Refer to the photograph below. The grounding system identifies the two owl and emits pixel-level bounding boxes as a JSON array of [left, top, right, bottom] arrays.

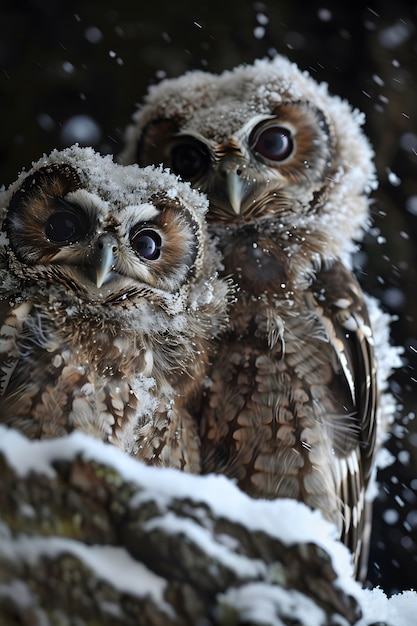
[[0, 56, 400, 577], [119, 55, 400, 576]]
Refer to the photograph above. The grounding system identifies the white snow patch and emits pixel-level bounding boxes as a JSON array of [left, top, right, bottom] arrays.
[[145, 512, 267, 578], [220, 583, 326, 626], [165, 186, 178, 199], [1, 429, 417, 622], [0, 426, 352, 580], [0, 579, 38, 610], [1, 533, 174, 617], [0, 427, 59, 478], [356, 587, 417, 626]]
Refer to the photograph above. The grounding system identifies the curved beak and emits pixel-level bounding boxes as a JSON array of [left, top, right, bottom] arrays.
[[91, 234, 118, 288], [226, 171, 254, 215]]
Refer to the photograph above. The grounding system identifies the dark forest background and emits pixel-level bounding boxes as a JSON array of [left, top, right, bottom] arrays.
[[1, 0, 417, 594]]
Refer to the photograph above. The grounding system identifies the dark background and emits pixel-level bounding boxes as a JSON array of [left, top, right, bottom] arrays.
[[1, 0, 417, 594]]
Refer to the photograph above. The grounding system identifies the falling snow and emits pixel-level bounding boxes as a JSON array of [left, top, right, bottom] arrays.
[[2, 0, 417, 611], [60, 114, 102, 145], [253, 26, 266, 39], [317, 8, 333, 22], [386, 168, 401, 186], [84, 26, 103, 44], [406, 196, 417, 216], [378, 20, 414, 49]]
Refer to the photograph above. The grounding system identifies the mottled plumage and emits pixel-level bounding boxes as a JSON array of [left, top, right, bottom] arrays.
[[120, 56, 400, 577], [0, 146, 229, 472]]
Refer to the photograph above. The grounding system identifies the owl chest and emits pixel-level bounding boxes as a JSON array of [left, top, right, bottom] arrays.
[[216, 300, 335, 399], [217, 226, 300, 297], [0, 305, 153, 442], [201, 300, 341, 513]]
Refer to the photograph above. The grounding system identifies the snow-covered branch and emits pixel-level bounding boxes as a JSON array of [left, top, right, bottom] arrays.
[[0, 426, 415, 625]]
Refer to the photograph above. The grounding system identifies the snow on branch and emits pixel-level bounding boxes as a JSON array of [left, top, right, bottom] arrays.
[[0, 426, 415, 625]]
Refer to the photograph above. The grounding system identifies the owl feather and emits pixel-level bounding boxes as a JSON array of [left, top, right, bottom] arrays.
[[0, 145, 230, 473], [120, 55, 402, 579]]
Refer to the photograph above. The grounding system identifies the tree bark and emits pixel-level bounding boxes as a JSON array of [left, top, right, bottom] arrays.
[[0, 427, 388, 626]]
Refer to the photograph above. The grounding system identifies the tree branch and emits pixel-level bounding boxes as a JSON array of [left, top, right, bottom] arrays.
[[0, 426, 405, 625]]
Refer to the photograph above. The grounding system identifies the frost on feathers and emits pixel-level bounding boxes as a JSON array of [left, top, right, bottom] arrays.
[[0, 145, 230, 473], [121, 55, 377, 265], [119, 55, 403, 579]]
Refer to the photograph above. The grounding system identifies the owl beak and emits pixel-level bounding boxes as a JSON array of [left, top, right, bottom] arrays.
[[226, 172, 246, 215], [92, 235, 118, 288]]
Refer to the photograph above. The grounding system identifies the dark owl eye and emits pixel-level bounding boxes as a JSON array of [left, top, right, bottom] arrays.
[[252, 126, 294, 162], [170, 141, 211, 180], [131, 228, 162, 260], [45, 200, 90, 244]]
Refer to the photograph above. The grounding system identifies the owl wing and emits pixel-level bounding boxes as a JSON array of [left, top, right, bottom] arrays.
[[310, 260, 378, 575]]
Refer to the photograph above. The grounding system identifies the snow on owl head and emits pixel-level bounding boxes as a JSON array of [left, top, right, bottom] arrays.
[[120, 54, 377, 268], [119, 56, 401, 581], [0, 145, 230, 472]]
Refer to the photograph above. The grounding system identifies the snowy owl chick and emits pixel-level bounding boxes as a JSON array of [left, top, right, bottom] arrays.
[[0, 145, 230, 473], [120, 55, 402, 577]]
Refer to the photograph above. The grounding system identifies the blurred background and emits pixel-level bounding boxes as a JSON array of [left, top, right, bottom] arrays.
[[1, 0, 416, 594]]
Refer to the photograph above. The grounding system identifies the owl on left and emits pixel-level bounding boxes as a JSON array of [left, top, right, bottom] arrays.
[[0, 145, 229, 472]]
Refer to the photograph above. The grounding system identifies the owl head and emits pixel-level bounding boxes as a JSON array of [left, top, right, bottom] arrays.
[[120, 55, 377, 265], [0, 146, 228, 343]]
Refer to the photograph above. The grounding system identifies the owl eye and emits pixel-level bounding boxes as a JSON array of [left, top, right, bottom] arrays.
[[131, 228, 162, 260], [170, 140, 211, 180], [251, 125, 294, 162], [45, 201, 90, 244]]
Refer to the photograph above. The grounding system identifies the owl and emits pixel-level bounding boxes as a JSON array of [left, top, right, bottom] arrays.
[[0, 145, 230, 473], [120, 55, 401, 577]]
